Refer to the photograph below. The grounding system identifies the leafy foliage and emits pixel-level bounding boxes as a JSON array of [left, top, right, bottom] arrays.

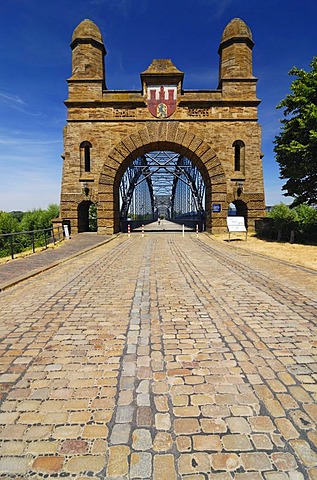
[[266, 203, 317, 242], [293, 203, 317, 235], [267, 203, 297, 240], [0, 211, 19, 234], [0, 204, 60, 257], [19, 204, 59, 232], [88, 204, 97, 232], [10, 211, 24, 222], [274, 57, 317, 206]]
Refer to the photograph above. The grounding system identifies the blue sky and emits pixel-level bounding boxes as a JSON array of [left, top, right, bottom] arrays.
[[1, 0, 317, 212]]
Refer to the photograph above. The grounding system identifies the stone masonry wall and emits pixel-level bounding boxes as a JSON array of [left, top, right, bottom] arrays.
[[60, 18, 265, 234]]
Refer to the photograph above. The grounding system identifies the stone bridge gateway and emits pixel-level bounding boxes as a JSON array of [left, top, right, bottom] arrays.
[[60, 18, 265, 234]]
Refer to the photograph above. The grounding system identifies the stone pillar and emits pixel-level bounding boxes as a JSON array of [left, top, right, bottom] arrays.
[[68, 19, 106, 100], [218, 17, 254, 83]]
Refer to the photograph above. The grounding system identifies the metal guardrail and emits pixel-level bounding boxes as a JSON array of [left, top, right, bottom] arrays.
[[0, 226, 64, 260]]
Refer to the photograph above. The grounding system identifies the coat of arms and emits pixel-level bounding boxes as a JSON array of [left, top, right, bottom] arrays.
[[147, 85, 177, 118]]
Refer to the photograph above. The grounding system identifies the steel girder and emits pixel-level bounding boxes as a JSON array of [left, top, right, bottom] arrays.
[[119, 152, 205, 220], [171, 156, 205, 220], [120, 156, 155, 220]]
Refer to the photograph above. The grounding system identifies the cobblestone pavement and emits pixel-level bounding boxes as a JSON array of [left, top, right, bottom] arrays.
[[0, 233, 112, 291], [0, 233, 316, 479]]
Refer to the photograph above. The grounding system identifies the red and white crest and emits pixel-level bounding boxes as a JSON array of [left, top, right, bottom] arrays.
[[147, 85, 177, 118]]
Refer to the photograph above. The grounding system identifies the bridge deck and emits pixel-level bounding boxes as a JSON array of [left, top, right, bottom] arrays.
[[0, 233, 316, 478], [133, 220, 194, 232]]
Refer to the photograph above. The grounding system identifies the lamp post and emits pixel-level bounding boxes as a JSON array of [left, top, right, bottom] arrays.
[[83, 182, 90, 196], [236, 180, 244, 197]]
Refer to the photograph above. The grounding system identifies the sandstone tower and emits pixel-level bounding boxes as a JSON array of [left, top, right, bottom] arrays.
[[60, 18, 265, 234]]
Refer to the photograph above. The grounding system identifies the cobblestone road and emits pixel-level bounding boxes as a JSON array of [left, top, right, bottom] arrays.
[[0, 233, 316, 479]]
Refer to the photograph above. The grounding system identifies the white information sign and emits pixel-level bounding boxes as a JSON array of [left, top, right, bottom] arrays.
[[63, 225, 70, 240], [226, 216, 247, 241]]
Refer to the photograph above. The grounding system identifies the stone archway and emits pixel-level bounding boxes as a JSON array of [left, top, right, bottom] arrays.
[[97, 123, 226, 234], [59, 18, 266, 235]]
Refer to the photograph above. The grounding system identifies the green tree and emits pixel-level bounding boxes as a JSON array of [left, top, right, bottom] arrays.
[[88, 204, 97, 231], [19, 210, 46, 231], [19, 204, 59, 232], [0, 205, 60, 258], [10, 211, 24, 222], [274, 57, 317, 206], [0, 212, 19, 257], [293, 203, 317, 235], [268, 203, 298, 241], [46, 203, 59, 220], [0, 211, 19, 234]]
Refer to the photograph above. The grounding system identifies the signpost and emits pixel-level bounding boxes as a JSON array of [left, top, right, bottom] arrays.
[[63, 224, 70, 240], [212, 204, 222, 212], [226, 216, 247, 242]]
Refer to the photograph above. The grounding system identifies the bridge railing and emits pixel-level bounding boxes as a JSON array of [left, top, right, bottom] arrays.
[[0, 226, 64, 260]]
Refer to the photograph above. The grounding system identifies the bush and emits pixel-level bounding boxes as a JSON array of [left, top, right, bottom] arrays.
[[0, 212, 19, 257], [88, 204, 97, 232], [0, 211, 19, 234], [293, 204, 317, 235], [0, 204, 60, 258], [267, 203, 298, 241], [261, 203, 317, 243], [19, 204, 59, 232]]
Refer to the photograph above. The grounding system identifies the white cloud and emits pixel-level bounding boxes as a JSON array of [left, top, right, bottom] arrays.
[[0, 92, 25, 105], [0, 90, 42, 116], [198, 0, 234, 19], [0, 127, 61, 142]]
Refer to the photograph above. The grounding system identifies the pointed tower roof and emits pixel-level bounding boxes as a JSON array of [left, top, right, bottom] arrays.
[[220, 18, 254, 50], [141, 59, 184, 88], [141, 59, 183, 75], [71, 19, 105, 50]]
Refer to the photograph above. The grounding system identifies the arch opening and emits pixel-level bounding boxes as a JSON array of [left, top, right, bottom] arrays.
[[78, 200, 98, 232], [118, 150, 206, 232], [231, 199, 248, 228], [233, 140, 245, 174], [97, 130, 230, 235], [80, 141, 92, 173]]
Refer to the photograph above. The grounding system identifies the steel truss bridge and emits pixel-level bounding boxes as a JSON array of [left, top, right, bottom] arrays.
[[119, 151, 205, 223]]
